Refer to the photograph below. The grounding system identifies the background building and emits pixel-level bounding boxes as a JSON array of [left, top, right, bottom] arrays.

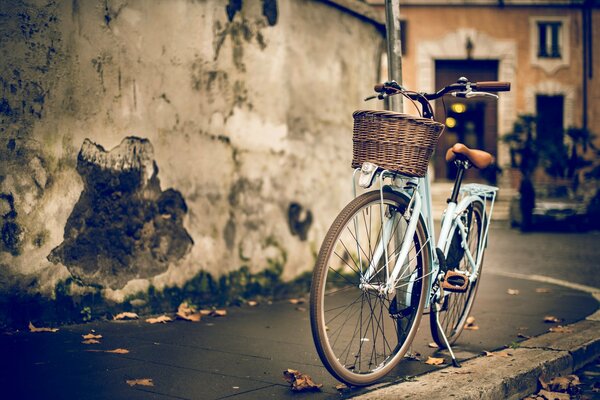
[[369, 0, 599, 188]]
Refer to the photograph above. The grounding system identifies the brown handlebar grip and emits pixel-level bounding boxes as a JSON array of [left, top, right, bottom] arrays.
[[374, 83, 386, 93], [474, 81, 511, 92]]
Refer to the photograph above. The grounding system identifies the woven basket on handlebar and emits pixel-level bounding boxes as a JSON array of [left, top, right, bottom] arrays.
[[352, 110, 445, 177]]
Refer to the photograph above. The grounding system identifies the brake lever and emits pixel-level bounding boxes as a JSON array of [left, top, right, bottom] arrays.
[[453, 91, 498, 99], [364, 93, 387, 101]]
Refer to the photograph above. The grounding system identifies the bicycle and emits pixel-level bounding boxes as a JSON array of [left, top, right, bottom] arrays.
[[309, 77, 511, 386]]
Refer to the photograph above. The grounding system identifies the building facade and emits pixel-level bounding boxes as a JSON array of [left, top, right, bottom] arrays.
[[369, 0, 599, 186]]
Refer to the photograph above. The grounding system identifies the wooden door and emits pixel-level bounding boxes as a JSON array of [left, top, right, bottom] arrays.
[[434, 60, 499, 183]]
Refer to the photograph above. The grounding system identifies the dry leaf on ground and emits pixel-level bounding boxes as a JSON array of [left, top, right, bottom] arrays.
[[86, 348, 130, 354], [538, 389, 569, 400], [540, 374, 581, 392], [81, 339, 101, 344], [428, 342, 439, 348], [507, 288, 520, 295], [210, 309, 227, 317], [288, 298, 305, 305], [247, 300, 258, 307], [544, 315, 560, 323], [295, 306, 306, 312], [464, 316, 479, 331], [113, 312, 139, 320], [483, 350, 512, 357], [105, 348, 130, 354], [199, 309, 213, 316], [176, 302, 202, 322], [283, 369, 322, 392], [335, 384, 348, 391], [28, 322, 58, 333], [518, 333, 532, 339], [82, 333, 102, 340], [126, 378, 154, 387], [146, 315, 172, 324], [535, 288, 551, 294], [424, 356, 445, 365], [404, 352, 421, 361], [549, 325, 573, 333]]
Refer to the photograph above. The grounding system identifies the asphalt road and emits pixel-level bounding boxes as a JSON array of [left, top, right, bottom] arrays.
[[1, 225, 598, 399]]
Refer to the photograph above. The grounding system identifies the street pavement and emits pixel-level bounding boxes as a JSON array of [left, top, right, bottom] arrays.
[[1, 225, 598, 399]]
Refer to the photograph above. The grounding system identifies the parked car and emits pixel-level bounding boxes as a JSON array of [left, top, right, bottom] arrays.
[[509, 185, 590, 230]]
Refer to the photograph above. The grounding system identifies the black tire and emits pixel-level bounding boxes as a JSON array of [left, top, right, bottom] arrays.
[[430, 201, 486, 347], [310, 189, 430, 386]]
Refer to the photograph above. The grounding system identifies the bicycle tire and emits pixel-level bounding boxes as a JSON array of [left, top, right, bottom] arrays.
[[310, 189, 430, 386], [430, 200, 486, 347]]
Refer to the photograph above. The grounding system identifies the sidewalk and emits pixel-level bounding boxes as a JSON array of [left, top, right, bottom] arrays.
[[1, 273, 598, 399]]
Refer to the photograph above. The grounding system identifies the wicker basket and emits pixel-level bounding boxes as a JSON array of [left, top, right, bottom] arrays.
[[352, 110, 445, 177]]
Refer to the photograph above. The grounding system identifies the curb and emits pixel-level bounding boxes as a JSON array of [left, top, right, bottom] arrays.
[[351, 318, 600, 400]]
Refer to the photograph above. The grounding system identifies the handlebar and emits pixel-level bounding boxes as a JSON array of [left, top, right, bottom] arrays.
[[372, 79, 510, 101], [369, 77, 510, 119]]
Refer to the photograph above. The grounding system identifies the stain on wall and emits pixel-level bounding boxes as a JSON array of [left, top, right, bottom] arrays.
[[287, 202, 313, 241], [262, 0, 278, 26], [48, 137, 193, 288]]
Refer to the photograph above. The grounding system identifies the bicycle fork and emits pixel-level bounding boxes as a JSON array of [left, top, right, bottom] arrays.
[[360, 187, 422, 297]]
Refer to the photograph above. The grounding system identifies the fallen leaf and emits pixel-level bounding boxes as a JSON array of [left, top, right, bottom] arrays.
[[81, 339, 100, 344], [483, 350, 511, 357], [507, 288, 520, 295], [544, 315, 560, 323], [428, 342, 439, 348], [404, 352, 421, 361], [126, 378, 154, 387], [295, 306, 306, 312], [199, 309, 213, 316], [464, 316, 479, 331], [210, 309, 227, 317], [283, 369, 322, 392], [549, 325, 572, 333], [538, 389, 569, 400], [113, 312, 139, 320], [176, 302, 202, 322], [105, 348, 130, 354], [82, 333, 102, 340], [424, 356, 444, 365], [146, 315, 172, 324], [535, 288, 551, 294], [86, 348, 130, 354], [518, 333, 532, 339], [28, 322, 58, 333], [247, 300, 258, 307], [335, 384, 348, 391], [288, 298, 305, 305]]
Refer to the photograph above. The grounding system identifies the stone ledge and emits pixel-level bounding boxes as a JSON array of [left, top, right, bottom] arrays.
[[351, 319, 600, 400]]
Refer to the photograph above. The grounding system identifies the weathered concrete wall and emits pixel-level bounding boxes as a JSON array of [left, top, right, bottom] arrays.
[[0, 0, 384, 324]]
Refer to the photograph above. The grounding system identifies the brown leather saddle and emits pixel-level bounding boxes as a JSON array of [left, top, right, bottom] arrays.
[[445, 143, 494, 169]]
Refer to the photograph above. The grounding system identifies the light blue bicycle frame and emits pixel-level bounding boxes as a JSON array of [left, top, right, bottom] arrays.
[[354, 168, 497, 309]]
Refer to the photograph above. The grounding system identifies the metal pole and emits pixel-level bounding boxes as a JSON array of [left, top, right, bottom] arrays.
[[385, 0, 403, 112]]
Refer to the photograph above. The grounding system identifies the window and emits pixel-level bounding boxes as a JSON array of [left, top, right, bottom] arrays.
[[529, 16, 570, 74], [536, 94, 564, 145], [538, 22, 562, 59]]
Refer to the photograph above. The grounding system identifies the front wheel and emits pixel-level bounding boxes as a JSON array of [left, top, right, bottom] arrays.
[[310, 189, 430, 386], [430, 201, 486, 347]]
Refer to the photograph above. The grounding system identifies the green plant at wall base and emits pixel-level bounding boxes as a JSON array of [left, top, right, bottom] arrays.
[[80, 306, 92, 322]]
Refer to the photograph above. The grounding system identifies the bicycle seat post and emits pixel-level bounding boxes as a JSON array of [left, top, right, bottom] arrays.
[[447, 159, 470, 204]]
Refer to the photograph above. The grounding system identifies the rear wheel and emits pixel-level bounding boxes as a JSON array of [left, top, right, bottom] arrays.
[[310, 189, 430, 386], [430, 201, 486, 347]]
